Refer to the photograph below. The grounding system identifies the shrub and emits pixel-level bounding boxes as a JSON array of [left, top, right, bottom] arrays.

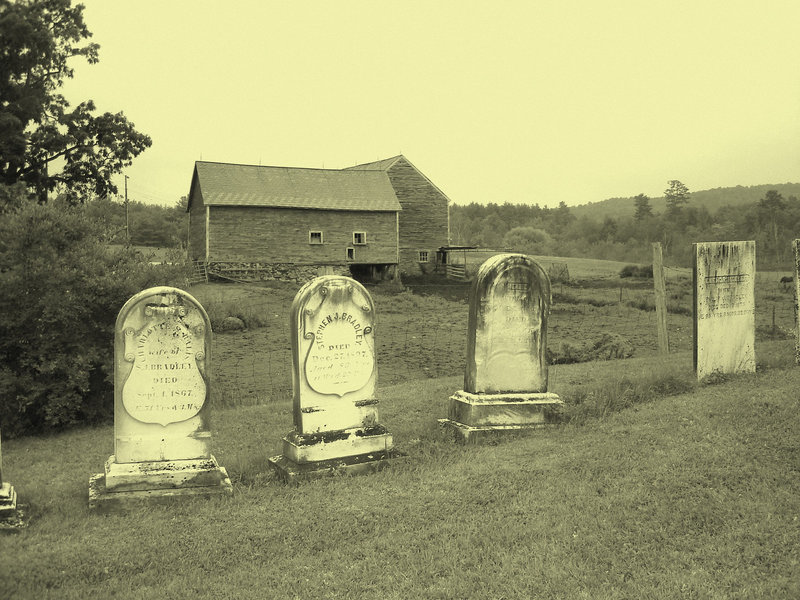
[[626, 297, 654, 311], [0, 191, 188, 436], [619, 264, 653, 278], [201, 292, 271, 330]]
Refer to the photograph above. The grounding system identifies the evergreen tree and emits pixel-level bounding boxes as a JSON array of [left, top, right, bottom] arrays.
[[633, 193, 652, 220], [664, 180, 690, 217]]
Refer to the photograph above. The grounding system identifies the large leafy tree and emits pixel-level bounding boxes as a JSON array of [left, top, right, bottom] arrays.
[[0, 0, 151, 203], [502, 226, 554, 255]]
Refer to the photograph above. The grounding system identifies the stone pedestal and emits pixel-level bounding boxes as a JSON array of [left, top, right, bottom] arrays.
[[0, 481, 26, 530], [0, 431, 26, 530], [89, 455, 232, 511], [439, 390, 564, 443], [268, 426, 400, 483]]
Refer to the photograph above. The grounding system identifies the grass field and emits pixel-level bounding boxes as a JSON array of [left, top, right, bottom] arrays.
[[1, 350, 798, 599], [2, 255, 797, 598]]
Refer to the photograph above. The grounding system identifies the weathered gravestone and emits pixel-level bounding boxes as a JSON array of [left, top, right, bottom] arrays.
[[693, 241, 756, 380], [89, 287, 232, 510], [0, 430, 26, 529], [793, 239, 800, 364], [439, 253, 563, 442], [268, 276, 398, 481]]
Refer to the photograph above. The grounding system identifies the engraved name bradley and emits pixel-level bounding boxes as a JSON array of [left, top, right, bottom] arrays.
[[122, 315, 206, 426], [305, 310, 374, 397]]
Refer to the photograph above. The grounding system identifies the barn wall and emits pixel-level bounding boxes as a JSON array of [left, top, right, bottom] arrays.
[[386, 158, 449, 274], [187, 175, 206, 261], [207, 206, 398, 265]]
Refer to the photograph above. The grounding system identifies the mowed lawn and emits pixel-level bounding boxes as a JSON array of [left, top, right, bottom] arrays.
[[1, 354, 798, 599]]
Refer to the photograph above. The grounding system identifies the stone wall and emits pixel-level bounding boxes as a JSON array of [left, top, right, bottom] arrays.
[[208, 262, 351, 284]]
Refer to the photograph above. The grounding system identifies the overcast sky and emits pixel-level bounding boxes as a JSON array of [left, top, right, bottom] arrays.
[[61, 0, 800, 208]]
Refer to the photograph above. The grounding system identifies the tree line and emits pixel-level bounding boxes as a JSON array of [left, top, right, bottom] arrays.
[[451, 183, 800, 269], [83, 195, 187, 247]]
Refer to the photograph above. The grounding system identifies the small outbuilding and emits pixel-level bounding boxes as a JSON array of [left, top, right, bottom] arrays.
[[187, 155, 450, 282]]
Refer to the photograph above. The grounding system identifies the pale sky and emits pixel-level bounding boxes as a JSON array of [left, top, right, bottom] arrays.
[[61, 0, 800, 208]]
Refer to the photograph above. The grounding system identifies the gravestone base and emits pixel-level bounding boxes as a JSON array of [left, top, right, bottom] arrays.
[[268, 427, 401, 483], [0, 482, 26, 530], [439, 390, 563, 443], [89, 455, 232, 512]]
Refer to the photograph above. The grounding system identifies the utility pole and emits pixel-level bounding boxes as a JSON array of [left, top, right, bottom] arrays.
[[124, 175, 130, 244]]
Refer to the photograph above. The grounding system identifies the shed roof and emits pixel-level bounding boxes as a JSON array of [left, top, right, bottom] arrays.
[[193, 161, 402, 211]]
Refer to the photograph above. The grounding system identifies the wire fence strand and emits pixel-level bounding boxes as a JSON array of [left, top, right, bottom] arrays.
[[204, 268, 797, 407]]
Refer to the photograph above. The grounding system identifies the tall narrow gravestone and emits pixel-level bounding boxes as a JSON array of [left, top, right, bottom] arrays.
[[89, 287, 232, 510], [793, 239, 800, 364], [0, 431, 26, 529], [693, 241, 756, 380], [439, 253, 563, 442], [268, 276, 398, 482]]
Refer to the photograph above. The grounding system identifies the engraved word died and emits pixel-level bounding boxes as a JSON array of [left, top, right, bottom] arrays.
[[294, 276, 375, 399], [117, 287, 209, 427]]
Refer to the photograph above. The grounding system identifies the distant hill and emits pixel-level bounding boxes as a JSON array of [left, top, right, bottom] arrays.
[[570, 183, 800, 221]]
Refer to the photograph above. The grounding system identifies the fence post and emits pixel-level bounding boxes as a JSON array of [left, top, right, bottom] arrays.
[[652, 242, 669, 354]]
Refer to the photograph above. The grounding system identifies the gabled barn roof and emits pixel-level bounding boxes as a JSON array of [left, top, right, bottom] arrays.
[[192, 161, 402, 212], [347, 154, 453, 204], [345, 155, 404, 171]]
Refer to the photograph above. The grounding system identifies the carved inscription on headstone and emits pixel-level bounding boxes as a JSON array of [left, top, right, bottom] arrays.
[[291, 276, 377, 433], [114, 287, 212, 463], [466, 253, 551, 394], [696, 273, 752, 320], [121, 309, 206, 426], [305, 308, 373, 396], [694, 241, 756, 379]]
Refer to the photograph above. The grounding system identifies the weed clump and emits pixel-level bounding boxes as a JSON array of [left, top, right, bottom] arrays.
[[549, 333, 634, 364], [563, 371, 696, 423]]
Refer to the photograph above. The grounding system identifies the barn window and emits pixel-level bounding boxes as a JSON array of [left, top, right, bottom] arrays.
[[309, 231, 323, 244], [418, 250, 429, 263], [353, 231, 366, 245], [346, 247, 355, 261]]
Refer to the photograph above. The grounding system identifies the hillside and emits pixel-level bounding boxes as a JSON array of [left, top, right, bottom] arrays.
[[570, 182, 800, 222]]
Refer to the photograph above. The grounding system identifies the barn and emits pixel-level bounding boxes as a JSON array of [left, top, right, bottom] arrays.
[[187, 155, 450, 282]]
